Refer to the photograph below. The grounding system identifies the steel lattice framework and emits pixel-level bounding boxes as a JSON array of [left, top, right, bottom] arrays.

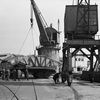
[[75, 0, 91, 38], [63, 0, 100, 82]]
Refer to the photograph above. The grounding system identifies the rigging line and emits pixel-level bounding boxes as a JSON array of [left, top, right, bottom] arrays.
[[32, 26, 40, 46], [30, 3, 35, 52], [33, 27, 38, 36], [40, 13, 48, 27], [18, 27, 31, 54], [30, 3, 33, 27], [31, 26, 35, 51], [72, 0, 75, 5]]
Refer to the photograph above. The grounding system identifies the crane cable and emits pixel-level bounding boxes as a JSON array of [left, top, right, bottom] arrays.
[[72, 0, 75, 5], [18, 4, 36, 54], [31, 26, 35, 52], [30, 4, 36, 52], [18, 27, 31, 54], [30, 4, 33, 27]]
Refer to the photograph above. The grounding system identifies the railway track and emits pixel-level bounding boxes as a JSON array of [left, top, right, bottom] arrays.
[[0, 80, 38, 100], [1, 79, 97, 100], [32, 79, 38, 100], [70, 86, 81, 100], [1, 84, 19, 100]]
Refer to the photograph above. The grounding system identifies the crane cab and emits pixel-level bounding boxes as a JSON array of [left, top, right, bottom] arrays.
[[40, 26, 60, 46]]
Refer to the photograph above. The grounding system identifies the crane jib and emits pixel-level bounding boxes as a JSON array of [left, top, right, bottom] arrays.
[[30, 0, 50, 45]]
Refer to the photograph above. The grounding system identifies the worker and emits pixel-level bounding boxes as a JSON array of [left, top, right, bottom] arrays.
[[61, 72, 67, 83], [61, 71, 72, 86], [1, 68, 5, 80], [5, 69, 10, 81], [53, 72, 61, 84], [24, 68, 29, 80], [17, 69, 22, 81], [12, 69, 17, 81]]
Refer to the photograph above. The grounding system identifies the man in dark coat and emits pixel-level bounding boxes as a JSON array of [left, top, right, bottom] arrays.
[[1, 68, 5, 80], [25, 68, 29, 80], [5, 69, 10, 81], [53, 72, 60, 84], [61, 71, 72, 86], [12, 69, 17, 81], [17, 69, 22, 81]]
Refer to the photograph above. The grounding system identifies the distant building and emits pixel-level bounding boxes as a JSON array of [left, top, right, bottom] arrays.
[[72, 56, 88, 73]]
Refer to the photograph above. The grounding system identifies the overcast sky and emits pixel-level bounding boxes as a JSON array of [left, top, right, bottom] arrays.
[[0, 0, 100, 56]]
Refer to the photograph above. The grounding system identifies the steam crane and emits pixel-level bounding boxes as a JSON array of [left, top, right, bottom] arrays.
[[30, 0, 60, 61], [63, 0, 99, 85]]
